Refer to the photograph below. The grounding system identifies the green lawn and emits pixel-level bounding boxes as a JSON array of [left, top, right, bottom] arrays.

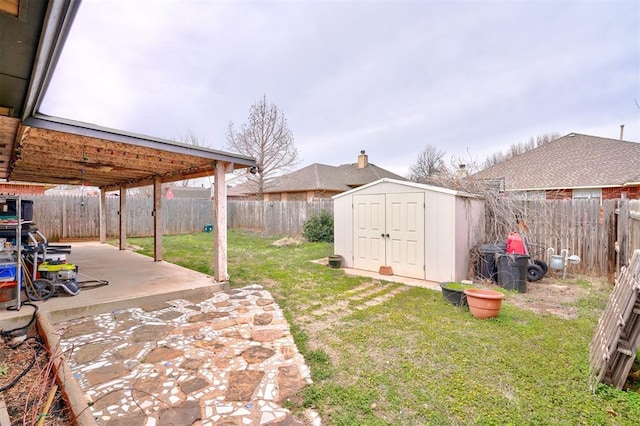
[[125, 230, 640, 425]]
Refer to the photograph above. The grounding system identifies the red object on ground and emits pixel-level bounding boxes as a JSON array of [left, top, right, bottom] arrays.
[[506, 232, 526, 254]]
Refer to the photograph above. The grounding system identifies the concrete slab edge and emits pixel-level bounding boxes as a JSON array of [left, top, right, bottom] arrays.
[[0, 283, 228, 330], [37, 310, 97, 426], [46, 283, 228, 324]]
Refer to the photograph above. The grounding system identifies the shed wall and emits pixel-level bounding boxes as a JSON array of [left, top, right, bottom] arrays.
[[334, 194, 354, 267], [454, 197, 485, 280], [424, 190, 456, 282]]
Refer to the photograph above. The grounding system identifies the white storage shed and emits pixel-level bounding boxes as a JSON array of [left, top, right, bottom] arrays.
[[333, 178, 485, 283]]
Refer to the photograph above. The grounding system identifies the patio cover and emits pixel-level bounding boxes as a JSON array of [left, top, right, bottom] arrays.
[[0, 0, 256, 281]]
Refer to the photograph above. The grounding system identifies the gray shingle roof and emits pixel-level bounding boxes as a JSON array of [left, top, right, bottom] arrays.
[[472, 133, 640, 191], [265, 162, 406, 193], [168, 187, 212, 199], [227, 162, 406, 196], [227, 182, 254, 197]]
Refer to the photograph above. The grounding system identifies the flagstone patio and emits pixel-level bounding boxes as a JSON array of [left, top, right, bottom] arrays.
[[55, 284, 317, 425]]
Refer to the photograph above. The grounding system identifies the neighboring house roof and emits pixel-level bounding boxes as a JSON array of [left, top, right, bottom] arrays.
[[264, 162, 406, 194], [227, 152, 406, 197], [227, 182, 254, 198], [165, 186, 212, 199], [472, 133, 640, 191]]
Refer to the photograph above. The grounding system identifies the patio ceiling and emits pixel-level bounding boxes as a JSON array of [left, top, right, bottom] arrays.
[[0, 0, 255, 191], [1, 115, 255, 191]]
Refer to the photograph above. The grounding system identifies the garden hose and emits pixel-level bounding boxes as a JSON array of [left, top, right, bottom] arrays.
[[20, 258, 54, 301], [0, 302, 44, 393], [0, 336, 44, 392], [1, 302, 38, 347]]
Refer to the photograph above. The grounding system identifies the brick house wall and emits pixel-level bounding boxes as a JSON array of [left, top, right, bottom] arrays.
[[0, 183, 47, 195], [602, 186, 639, 200], [545, 189, 573, 200], [544, 186, 640, 201]]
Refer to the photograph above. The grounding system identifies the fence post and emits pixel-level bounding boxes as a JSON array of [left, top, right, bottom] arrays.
[[617, 200, 630, 273], [604, 200, 617, 284], [61, 196, 67, 240]]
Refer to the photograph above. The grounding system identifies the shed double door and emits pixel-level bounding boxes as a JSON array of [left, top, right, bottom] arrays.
[[353, 193, 425, 279]]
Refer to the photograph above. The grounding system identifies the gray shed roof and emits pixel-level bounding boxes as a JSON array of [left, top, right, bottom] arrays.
[[472, 133, 640, 191], [333, 178, 481, 199]]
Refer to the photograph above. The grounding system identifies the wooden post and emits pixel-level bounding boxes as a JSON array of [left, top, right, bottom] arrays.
[[61, 196, 67, 240], [119, 187, 127, 251], [213, 161, 230, 282], [605, 200, 616, 284], [153, 177, 163, 261], [618, 200, 630, 273], [99, 188, 107, 243]]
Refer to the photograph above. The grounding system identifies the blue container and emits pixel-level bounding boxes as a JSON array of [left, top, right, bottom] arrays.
[[0, 263, 16, 280], [203, 224, 213, 233]]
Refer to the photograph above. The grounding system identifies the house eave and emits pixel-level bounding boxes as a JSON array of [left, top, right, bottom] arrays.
[[505, 184, 632, 192]]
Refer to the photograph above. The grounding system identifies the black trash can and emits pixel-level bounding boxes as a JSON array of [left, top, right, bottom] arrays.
[[476, 243, 507, 282], [496, 253, 529, 293]]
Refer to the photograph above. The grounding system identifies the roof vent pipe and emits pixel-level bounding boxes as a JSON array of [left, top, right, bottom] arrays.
[[358, 150, 368, 168], [620, 124, 624, 141]]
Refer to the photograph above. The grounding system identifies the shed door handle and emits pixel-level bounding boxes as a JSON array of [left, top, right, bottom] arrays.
[[381, 233, 389, 238]]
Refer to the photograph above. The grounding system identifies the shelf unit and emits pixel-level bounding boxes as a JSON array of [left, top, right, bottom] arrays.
[[0, 195, 24, 311]]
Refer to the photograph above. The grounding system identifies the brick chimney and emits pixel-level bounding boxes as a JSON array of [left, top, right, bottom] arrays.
[[357, 150, 368, 168]]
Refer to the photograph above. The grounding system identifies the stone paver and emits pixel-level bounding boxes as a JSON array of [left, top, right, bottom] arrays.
[[56, 284, 318, 425]]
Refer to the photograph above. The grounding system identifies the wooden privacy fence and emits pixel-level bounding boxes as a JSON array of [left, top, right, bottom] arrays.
[[31, 195, 215, 240], [495, 199, 640, 277], [622, 201, 640, 273], [20, 195, 640, 277], [227, 200, 334, 236], [28, 196, 334, 240]]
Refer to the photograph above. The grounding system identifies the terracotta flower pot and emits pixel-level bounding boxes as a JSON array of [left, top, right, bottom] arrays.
[[463, 288, 504, 319], [378, 265, 393, 275]]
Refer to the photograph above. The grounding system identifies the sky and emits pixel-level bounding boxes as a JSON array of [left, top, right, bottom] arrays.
[[40, 0, 640, 177]]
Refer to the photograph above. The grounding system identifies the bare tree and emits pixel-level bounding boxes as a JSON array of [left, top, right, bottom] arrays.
[[408, 145, 447, 184], [406, 150, 526, 243], [225, 95, 299, 199], [170, 130, 207, 188], [483, 132, 561, 168], [174, 128, 205, 148]]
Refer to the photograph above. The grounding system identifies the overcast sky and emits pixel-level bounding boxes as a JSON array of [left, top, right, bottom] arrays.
[[40, 0, 639, 177]]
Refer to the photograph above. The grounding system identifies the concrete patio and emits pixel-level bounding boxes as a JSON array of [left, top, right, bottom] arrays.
[[0, 242, 225, 328]]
